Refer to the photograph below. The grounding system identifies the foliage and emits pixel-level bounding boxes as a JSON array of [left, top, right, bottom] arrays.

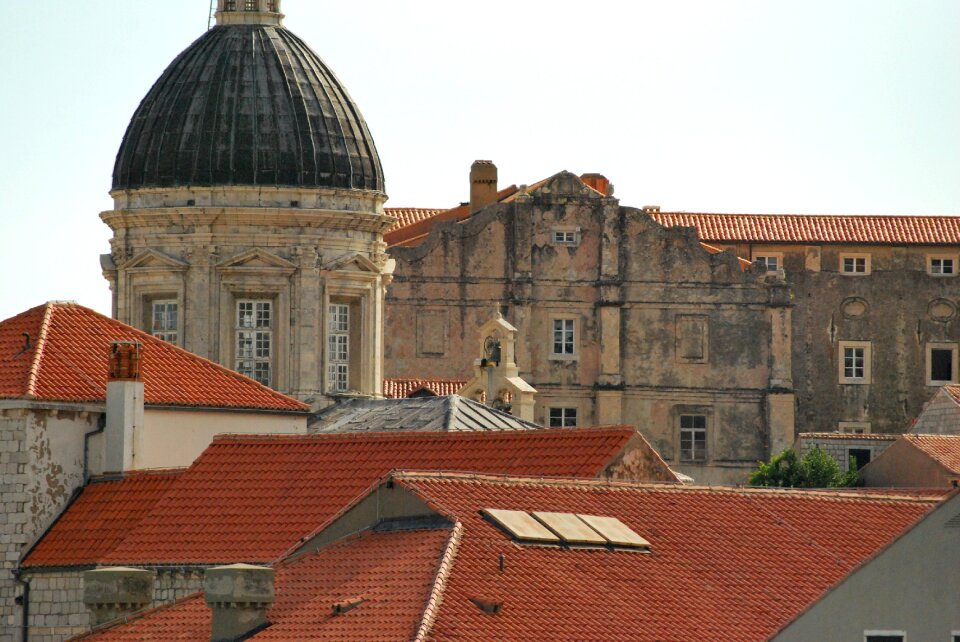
[[749, 447, 861, 488]]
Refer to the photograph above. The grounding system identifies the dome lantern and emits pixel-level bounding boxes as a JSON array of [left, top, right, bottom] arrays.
[[216, 0, 283, 26]]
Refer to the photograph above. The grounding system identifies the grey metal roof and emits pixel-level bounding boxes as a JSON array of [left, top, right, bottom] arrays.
[[113, 25, 383, 192], [309, 396, 543, 434]]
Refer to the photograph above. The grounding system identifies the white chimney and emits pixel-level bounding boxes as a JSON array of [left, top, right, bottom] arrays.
[[104, 342, 144, 473]]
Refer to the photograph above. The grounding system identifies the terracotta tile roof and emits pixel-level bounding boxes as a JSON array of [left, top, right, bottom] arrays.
[[390, 473, 936, 642], [652, 212, 960, 245], [74, 528, 454, 642], [71, 474, 937, 642], [384, 186, 520, 247], [799, 432, 900, 441], [386, 208, 446, 231], [383, 378, 468, 398], [0, 302, 308, 412], [23, 470, 183, 568], [905, 434, 960, 474], [70, 594, 210, 641], [943, 384, 960, 405], [36, 427, 637, 567]]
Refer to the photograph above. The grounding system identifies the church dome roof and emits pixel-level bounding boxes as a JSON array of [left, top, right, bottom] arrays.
[[112, 24, 384, 193]]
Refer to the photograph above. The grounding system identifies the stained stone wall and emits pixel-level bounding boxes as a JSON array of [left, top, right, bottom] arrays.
[[796, 433, 898, 472], [911, 388, 960, 435], [0, 407, 98, 642], [385, 172, 795, 485]]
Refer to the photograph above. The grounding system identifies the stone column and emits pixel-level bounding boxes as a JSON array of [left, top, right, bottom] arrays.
[[767, 283, 796, 455], [204, 564, 275, 642]]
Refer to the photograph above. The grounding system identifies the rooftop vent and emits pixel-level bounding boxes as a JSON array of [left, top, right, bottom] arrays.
[[482, 509, 651, 551]]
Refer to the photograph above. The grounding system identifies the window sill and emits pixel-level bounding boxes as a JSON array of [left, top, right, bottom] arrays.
[[839, 380, 871, 385], [548, 354, 578, 362]]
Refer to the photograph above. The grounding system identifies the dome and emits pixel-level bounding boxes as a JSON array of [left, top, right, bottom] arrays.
[[113, 24, 384, 193]]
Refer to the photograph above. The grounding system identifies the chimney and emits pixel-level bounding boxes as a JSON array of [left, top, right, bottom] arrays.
[[204, 564, 275, 642], [579, 173, 613, 196], [83, 567, 155, 626], [105, 342, 144, 473], [470, 160, 498, 214]]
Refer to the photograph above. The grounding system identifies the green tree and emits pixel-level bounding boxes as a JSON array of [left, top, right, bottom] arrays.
[[750, 447, 860, 488]]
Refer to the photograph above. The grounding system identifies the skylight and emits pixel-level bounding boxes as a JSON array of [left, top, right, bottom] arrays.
[[482, 509, 650, 551]]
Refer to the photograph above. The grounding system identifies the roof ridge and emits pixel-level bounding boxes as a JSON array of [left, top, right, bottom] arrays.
[[24, 302, 56, 399], [413, 521, 463, 642], [212, 425, 635, 443], [391, 471, 941, 503]]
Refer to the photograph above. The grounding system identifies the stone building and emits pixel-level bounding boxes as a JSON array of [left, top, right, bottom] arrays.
[[385, 166, 796, 484], [383, 164, 960, 479], [101, 0, 394, 409]]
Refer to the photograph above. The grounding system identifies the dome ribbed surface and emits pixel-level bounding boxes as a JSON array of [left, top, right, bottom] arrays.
[[113, 25, 384, 192]]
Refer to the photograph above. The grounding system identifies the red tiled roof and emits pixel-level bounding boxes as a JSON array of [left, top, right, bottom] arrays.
[[383, 378, 468, 398], [652, 212, 960, 245], [38, 427, 637, 567], [75, 528, 452, 642], [78, 473, 938, 642], [392, 473, 936, 642], [23, 470, 183, 568], [384, 186, 520, 247], [799, 432, 900, 441], [0, 302, 307, 412], [943, 384, 960, 405], [386, 208, 446, 231], [905, 434, 960, 474]]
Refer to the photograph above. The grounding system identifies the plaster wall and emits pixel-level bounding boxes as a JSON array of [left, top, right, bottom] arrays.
[[860, 439, 956, 488], [131, 409, 306, 471], [772, 491, 960, 641]]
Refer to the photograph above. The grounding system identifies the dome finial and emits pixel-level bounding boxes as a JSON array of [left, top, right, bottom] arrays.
[[216, 0, 283, 26]]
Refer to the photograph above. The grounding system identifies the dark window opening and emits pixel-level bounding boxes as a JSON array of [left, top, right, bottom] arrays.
[[866, 636, 904, 642], [848, 448, 871, 471], [931, 348, 954, 382]]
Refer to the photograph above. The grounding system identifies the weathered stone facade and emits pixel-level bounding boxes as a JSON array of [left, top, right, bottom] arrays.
[[910, 386, 960, 434], [795, 432, 897, 472], [385, 172, 795, 484], [704, 241, 960, 435]]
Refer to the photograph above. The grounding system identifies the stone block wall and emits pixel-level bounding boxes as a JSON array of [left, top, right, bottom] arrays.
[[0, 412, 29, 642], [911, 391, 960, 435], [797, 435, 898, 472], [22, 568, 205, 642]]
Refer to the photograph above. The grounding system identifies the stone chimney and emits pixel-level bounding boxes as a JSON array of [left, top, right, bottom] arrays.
[[579, 173, 614, 196], [83, 567, 155, 626], [204, 564, 275, 642], [470, 160, 498, 214], [104, 342, 144, 473]]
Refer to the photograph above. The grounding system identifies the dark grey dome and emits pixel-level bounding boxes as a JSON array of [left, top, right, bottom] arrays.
[[113, 25, 384, 192]]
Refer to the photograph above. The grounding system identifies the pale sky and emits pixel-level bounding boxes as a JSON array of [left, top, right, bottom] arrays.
[[1, 0, 958, 321]]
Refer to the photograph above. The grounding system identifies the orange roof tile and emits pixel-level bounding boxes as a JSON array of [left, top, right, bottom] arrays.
[[36, 427, 637, 567], [384, 186, 520, 247], [905, 434, 960, 474], [383, 378, 468, 398], [943, 384, 960, 405], [800, 432, 900, 441], [75, 528, 454, 642], [391, 473, 935, 642], [23, 470, 183, 568], [0, 303, 307, 412], [386, 208, 446, 231], [652, 212, 960, 245], [79, 473, 938, 642]]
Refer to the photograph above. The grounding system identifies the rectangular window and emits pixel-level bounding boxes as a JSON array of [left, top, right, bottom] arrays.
[[151, 300, 178, 344], [244, 0, 257, 10], [754, 254, 781, 273], [552, 319, 575, 356], [864, 634, 904, 642], [676, 315, 708, 363], [839, 341, 871, 384], [224, 0, 237, 9], [552, 230, 578, 245], [680, 415, 707, 462], [841, 254, 870, 275], [928, 255, 957, 276], [839, 421, 871, 434], [548, 407, 578, 428], [927, 343, 958, 385], [236, 300, 272, 386], [328, 303, 350, 392]]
